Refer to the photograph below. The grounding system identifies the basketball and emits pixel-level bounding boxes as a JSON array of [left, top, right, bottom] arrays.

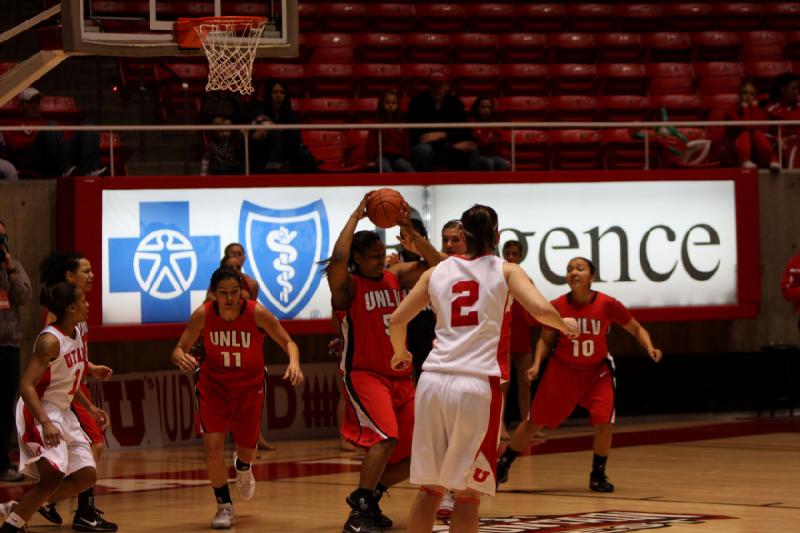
[[366, 188, 405, 228]]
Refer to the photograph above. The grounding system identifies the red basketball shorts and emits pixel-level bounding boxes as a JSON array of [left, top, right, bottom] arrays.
[[195, 375, 265, 449], [72, 383, 104, 444], [341, 370, 415, 464], [529, 357, 616, 428]]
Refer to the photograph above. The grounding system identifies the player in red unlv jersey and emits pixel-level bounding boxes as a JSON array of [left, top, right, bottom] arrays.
[[388, 204, 578, 533], [497, 256, 663, 493], [327, 193, 441, 533], [172, 267, 303, 529], [0, 283, 108, 533]]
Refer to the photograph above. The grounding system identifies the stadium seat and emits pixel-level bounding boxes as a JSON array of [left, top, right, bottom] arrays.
[[740, 31, 788, 62], [354, 64, 404, 97], [302, 130, 362, 172], [405, 33, 451, 64], [38, 96, 86, 124], [717, 3, 763, 31], [598, 95, 651, 122], [226, 3, 268, 17], [343, 130, 370, 171], [451, 33, 499, 64], [500, 130, 549, 170], [305, 33, 354, 64], [764, 3, 800, 31], [744, 61, 794, 94], [695, 62, 745, 95], [691, 31, 741, 62], [416, 4, 466, 33], [650, 94, 704, 121], [595, 33, 643, 64], [549, 95, 598, 122], [317, 3, 368, 33], [297, 3, 319, 32], [299, 98, 351, 124], [465, 4, 515, 33], [252, 63, 306, 99], [666, 3, 715, 31], [0, 62, 17, 77], [643, 32, 693, 62], [597, 63, 648, 96], [515, 4, 565, 33], [451, 64, 502, 96], [646, 63, 695, 95], [498, 34, 547, 64], [500, 64, 550, 96], [786, 31, 800, 61], [354, 33, 405, 64], [90, 1, 147, 17], [616, 3, 667, 33], [155, 62, 208, 121], [702, 93, 739, 113], [546, 33, 596, 64], [349, 97, 379, 123], [366, 3, 416, 33], [497, 96, 548, 122], [306, 63, 355, 97], [403, 64, 450, 97], [99, 132, 132, 176], [549, 129, 604, 170], [460, 96, 477, 113], [550, 64, 598, 95], [603, 128, 647, 170], [565, 4, 614, 32]]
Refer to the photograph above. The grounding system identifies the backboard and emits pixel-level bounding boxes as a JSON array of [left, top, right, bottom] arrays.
[[61, 0, 298, 58]]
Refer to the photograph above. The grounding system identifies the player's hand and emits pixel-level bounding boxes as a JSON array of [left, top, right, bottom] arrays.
[[562, 317, 579, 339], [92, 408, 110, 431], [352, 192, 372, 221], [88, 364, 114, 382], [391, 351, 412, 371], [384, 252, 400, 267], [526, 363, 541, 382], [283, 363, 304, 386], [172, 351, 199, 373], [42, 421, 62, 448], [452, 140, 477, 153], [649, 348, 663, 363], [420, 131, 446, 143]]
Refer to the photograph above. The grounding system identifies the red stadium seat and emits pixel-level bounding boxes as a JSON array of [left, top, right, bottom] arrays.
[[717, 3, 763, 31], [451, 33, 499, 64], [666, 3, 715, 32], [39, 96, 85, 124], [764, 3, 800, 31], [515, 4, 565, 33], [565, 4, 614, 32], [306, 33, 354, 64], [691, 31, 741, 62], [317, 3, 368, 32], [643, 32, 693, 63], [549, 129, 604, 170], [744, 61, 794, 94], [595, 33, 643, 64], [740, 31, 788, 62], [306, 64, 355, 97], [465, 4, 515, 33], [252, 63, 306, 99], [550, 64, 598, 95], [598, 95, 651, 122], [300, 98, 351, 124], [302, 130, 362, 172], [498, 34, 547, 64], [343, 130, 370, 171], [416, 4, 466, 33], [354, 64, 404, 97], [99, 132, 132, 176], [500, 64, 549, 96], [90, 1, 147, 17], [603, 128, 647, 170], [549, 95, 598, 122], [354, 33, 404, 64], [497, 96, 548, 122], [650, 94, 704, 121], [787, 31, 800, 61], [695, 62, 745, 95], [403, 64, 450, 97], [546, 33, 596, 64], [226, 3, 268, 17], [616, 3, 667, 33], [646, 63, 695, 95], [297, 3, 319, 32], [702, 93, 740, 113], [155, 62, 208, 121], [349, 97, 379, 124], [366, 3, 416, 33], [451, 64, 502, 96], [0, 62, 17, 76], [405, 33, 451, 64], [597, 63, 648, 96], [500, 130, 549, 170]]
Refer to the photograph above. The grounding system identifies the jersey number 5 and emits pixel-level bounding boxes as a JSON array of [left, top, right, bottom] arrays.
[[451, 280, 479, 327]]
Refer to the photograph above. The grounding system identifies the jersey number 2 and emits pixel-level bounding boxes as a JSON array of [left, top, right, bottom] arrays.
[[451, 280, 479, 327]]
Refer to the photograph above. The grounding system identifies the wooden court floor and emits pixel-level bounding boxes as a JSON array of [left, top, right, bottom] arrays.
[[2, 415, 798, 532]]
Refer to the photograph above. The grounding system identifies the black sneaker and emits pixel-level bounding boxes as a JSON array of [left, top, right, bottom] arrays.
[[496, 458, 511, 487], [72, 508, 118, 532], [589, 472, 615, 493], [343, 510, 382, 533], [346, 494, 392, 528], [38, 502, 63, 524]]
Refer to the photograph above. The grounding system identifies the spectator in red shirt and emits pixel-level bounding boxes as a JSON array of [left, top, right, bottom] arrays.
[[470, 96, 510, 171], [766, 73, 800, 169], [365, 90, 414, 173], [725, 79, 780, 174], [781, 251, 800, 339]]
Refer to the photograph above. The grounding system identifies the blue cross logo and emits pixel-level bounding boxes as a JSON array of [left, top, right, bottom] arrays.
[[108, 202, 220, 323]]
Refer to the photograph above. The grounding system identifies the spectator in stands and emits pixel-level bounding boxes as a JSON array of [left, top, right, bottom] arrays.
[[365, 90, 414, 173], [407, 72, 479, 172], [3, 88, 104, 178], [249, 80, 316, 173], [470, 96, 510, 171], [201, 117, 244, 176], [781, 251, 800, 340], [766, 73, 800, 169], [725, 79, 780, 174], [0, 133, 18, 180]]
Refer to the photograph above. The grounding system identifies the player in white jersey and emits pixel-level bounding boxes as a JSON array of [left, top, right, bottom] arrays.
[[0, 283, 108, 533], [388, 204, 578, 533]]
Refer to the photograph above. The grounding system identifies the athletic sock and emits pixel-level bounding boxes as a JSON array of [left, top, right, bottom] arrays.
[[499, 446, 519, 467], [592, 454, 608, 476], [77, 487, 94, 513], [348, 488, 376, 512], [235, 457, 251, 471], [213, 484, 233, 505], [374, 483, 387, 501]]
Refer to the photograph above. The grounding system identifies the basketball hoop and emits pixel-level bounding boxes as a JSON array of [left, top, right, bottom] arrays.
[[175, 17, 267, 95]]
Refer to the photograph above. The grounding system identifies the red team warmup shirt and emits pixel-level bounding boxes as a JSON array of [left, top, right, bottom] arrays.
[[201, 299, 266, 386]]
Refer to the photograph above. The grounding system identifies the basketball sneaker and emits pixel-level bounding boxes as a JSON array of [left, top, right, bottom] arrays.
[[496, 457, 511, 486], [72, 508, 118, 532], [0, 500, 17, 521], [589, 472, 615, 493], [342, 509, 381, 533], [435, 491, 454, 520], [211, 505, 235, 529], [346, 493, 392, 528], [38, 502, 63, 524], [233, 452, 255, 501]]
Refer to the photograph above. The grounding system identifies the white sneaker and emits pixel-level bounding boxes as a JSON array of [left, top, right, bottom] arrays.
[[211, 504, 234, 529], [742, 160, 757, 169], [435, 491, 454, 520], [769, 162, 781, 174], [0, 500, 17, 521], [233, 451, 255, 501]]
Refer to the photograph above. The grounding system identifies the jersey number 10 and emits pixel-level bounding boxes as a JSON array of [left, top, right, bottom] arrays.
[[571, 339, 595, 357], [221, 351, 242, 368]]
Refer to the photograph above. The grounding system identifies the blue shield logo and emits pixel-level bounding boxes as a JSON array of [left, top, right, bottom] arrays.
[[239, 200, 329, 319]]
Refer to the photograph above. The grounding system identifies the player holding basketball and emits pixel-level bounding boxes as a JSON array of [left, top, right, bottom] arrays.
[[37, 252, 116, 532], [0, 283, 107, 533], [496, 257, 663, 493], [172, 266, 303, 529], [388, 204, 578, 532]]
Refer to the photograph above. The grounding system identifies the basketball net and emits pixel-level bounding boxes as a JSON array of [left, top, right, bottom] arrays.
[[193, 17, 267, 95]]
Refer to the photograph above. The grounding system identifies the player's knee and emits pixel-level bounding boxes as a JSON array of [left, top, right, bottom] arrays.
[[376, 437, 397, 454], [453, 488, 481, 506], [38, 465, 66, 492], [72, 467, 97, 491]]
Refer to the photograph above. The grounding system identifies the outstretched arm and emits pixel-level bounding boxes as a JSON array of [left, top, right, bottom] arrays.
[[389, 268, 433, 370], [505, 263, 578, 337], [622, 318, 662, 362], [328, 193, 372, 310], [255, 304, 303, 385]]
